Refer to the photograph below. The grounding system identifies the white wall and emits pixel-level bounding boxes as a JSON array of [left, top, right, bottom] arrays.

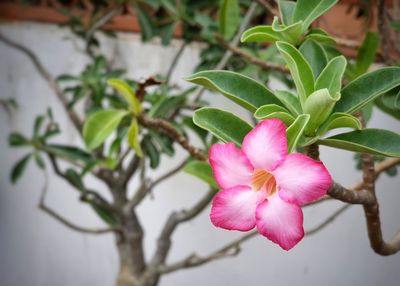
[[0, 22, 399, 286]]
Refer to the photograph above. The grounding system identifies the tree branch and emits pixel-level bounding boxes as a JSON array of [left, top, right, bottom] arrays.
[[165, 41, 186, 84], [0, 32, 83, 132], [39, 173, 120, 235], [138, 113, 207, 161]]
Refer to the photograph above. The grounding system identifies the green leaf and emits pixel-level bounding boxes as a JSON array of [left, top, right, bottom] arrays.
[[182, 116, 208, 145], [161, 22, 177, 46], [127, 119, 143, 157], [83, 109, 129, 150], [318, 129, 400, 157], [317, 112, 361, 135], [299, 39, 328, 79], [334, 67, 400, 114], [64, 168, 85, 190], [193, 107, 252, 146], [183, 160, 218, 189], [254, 104, 295, 126], [315, 56, 347, 97], [240, 25, 282, 43], [276, 41, 314, 105], [304, 88, 340, 135], [304, 28, 336, 45], [42, 144, 92, 163], [293, 0, 338, 32], [9, 133, 30, 147], [142, 135, 160, 169], [279, 0, 296, 25], [108, 79, 141, 114], [286, 114, 310, 152], [186, 70, 282, 111], [149, 95, 186, 118], [149, 130, 174, 156], [355, 32, 379, 76], [274, 90, 302, 115], [11, 153, 31, 184], [136, 4, 155, 41], [219, 0, 240, 40], [33, 115, 45, 138], [272, 17, 303, 45], [34, 152, 45, 169], [375, 88, 400, 120]]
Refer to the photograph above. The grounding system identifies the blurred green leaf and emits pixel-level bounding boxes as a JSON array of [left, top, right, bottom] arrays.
[[11, 153, 32, 184]]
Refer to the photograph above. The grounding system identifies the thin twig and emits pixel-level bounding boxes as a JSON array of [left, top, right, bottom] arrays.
[[215, 34, 288, 73], [138, 113, 207, 161], [149, 157, 190, 190], [255, 0, 279, 16], [0, 33, 83, 132], [193, 1, 259, 102], [165, 41, 186, 84], [39, 173, 120, 235]]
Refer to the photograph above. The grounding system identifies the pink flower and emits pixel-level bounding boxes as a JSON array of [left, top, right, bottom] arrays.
[[209, 119, 332, 250]]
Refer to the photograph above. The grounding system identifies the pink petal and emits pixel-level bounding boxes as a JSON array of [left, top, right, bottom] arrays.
[[209, 143, 254, 189], [210, 185, 266, 231], [273, 153, 332, 205], [242, 119, 288, 171], [256, 194, 304, 250]]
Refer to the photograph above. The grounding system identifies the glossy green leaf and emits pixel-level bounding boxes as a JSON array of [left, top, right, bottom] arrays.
[[334, 67, 400, 113], [9, 133, 30, 147], [286, 114, 310, 152], [108, 79, 141, 114], [355, 32, 379, 76], [219, 0, 240, 40], [193, 107, 252, 146], [317, 112, 361, 135], [299, 39, 328, 79], [274, 90, 302, 115], [183, 160, 218, 189], [304, 28, 336, 45], [293, 0, 338, 32], [186, 70, 282, 111], [272, 17, 303, 44], [276, 41, 314, 105], [304, 88, 339, 135], [42, 144, 92, 163], [315, 56, 347, 97], [254, 104, 295, 126], [11, 153, 31, 184], [318, 129, 400, 157], [127, 119, 143, 157], [279, 0, 296, 25], [83, 109, 129, 150], [240, 25, 282, 43]]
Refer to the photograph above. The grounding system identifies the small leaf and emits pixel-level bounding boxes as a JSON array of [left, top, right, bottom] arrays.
[[83, 109, 129, 150], [304, 28, 336, 45], [127, 119, 143, 157], [183, 160, 218, 189], [33, 115, 45, 138], [142, 135, 160, 169], [219, 0, 240, 40], [108, 79, 141, 114], [274, 90, 302, 115], [272, 17, 303, 44], [299, 39, 328, 79], [286, 114, 310, 153], [186, 70, 282, 111], [64, 168, 85, 190], [334, 67, 400, 114], [9, 133, 30, 147], [42, 144, 92, 163], [375, 88, 400, 120], [276, 41, 315, 105], [354, 32, 379, 77], [193, 107, 252, 146], [34, 152, 45, 169], [317, 112, 361, 135], [11, 153, 31, 184], [304, 88, 339, 135], [279, 0, 296, 25], [136, 4, 155, 41], [318, 129, 400, 157], [293, 0, 338, 32], [315, 56, 347, 97], [240, 25, 282, 43], [254, 104, 295, 126]]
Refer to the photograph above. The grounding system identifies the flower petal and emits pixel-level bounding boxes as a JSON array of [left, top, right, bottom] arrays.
[[210, 185, 266, 231], [256, 194, 304, 250], [274, 153, 332, 205], [242, 119, 288, 171], [209, 142, 253, 189]]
